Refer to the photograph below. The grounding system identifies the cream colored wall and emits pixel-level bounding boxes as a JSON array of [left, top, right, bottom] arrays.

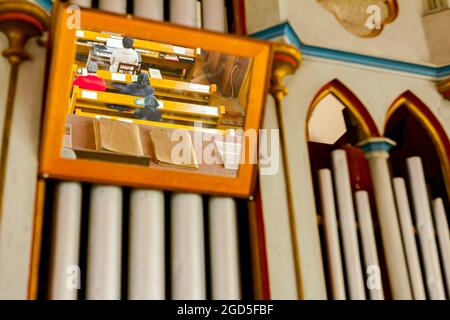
[[244, 0, 288, 33], [0, 36, 47, 299], [245, 0, 443, 66], [289, 0, 432, 65]]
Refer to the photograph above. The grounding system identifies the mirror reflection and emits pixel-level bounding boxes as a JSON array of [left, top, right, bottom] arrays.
[[62, 28, 254, 177]]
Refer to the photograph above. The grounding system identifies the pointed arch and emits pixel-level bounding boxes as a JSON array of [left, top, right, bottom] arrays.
[[306, 79, 380, 141], [385, 90, 450, 200]]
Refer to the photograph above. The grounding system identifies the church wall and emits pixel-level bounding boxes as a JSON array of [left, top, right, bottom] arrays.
[[0, 37, 47, 299]]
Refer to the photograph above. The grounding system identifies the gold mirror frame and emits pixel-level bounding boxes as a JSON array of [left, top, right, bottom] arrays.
[[39, 4, 272, 198]]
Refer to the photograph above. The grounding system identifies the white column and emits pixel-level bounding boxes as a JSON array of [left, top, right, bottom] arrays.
[[128, 190, 165, 300], [208, 197, 241, 300], [355, 191, 384, 300], [133, 0, 164, 21], [69, 0, 92, 7], [202, 0, 226, 32], [99, 0, 127, 14], [318, 169, 346, 300], [331, 150, 366, 300], [49, 182, 83, 300], [407, 157, 445, 300], [171, 193, 206, 299], [359, 138, 412, 300], [393, 178, 426, 300], [0, 36, 46, 299], [170, 0, 198, 27], [432, 198, 450, 297], [86, 186, 122, 300]]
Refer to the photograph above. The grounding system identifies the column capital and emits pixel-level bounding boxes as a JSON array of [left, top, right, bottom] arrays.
[[270, 42, 302, 103], [438, 78, 450, 100], [0, 0, 49, 65], [357, 137, 397, 158]]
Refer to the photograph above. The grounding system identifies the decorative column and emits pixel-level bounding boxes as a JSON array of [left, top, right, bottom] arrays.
[[0, 0, 49, 299], [269, 43, 304, 299], [358, 137, 412, 300], [437, 78, 450, 100]]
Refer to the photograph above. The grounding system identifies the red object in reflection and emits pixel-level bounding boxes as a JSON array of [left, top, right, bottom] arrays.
[[73, 75, 106, 92]]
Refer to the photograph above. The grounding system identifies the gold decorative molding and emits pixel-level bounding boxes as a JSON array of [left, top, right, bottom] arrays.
[[438, 78, 450, 100], [270, 43, 302, 101], [317, 0, 399, 38], [0, 0, 49, 64], [0, 1, 49, 220], [269, 42, 304, 299]]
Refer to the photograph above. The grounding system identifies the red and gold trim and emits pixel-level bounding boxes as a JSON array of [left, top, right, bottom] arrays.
[[385, 91, 450, 204], [307, 79, 381, 139]]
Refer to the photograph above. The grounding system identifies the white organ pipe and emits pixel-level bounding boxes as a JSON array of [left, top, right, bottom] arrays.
[[331, 150, 366, 300], [133, 0, 164, 21], [208, 197, 241, 300], [171, 193, 206, 299], [170, 0, 198, 27], [49, 182, 82, 300], [128, 190, 165, 300], [355, 191, 384, 300], [393, 178, 426, 300], [407, 157, 445, 300], [89, 0, 126, 302], [318, 169, 346, 300], [204, 1, 238, 299], [432, 198, 450, 297], [128, 1, 166, 300], [202, 0, 226, 32], [69, 0, 92, 7], [99, 0, 127, 14], [86, 186, 123, 300], [169, 0, 205, 301]]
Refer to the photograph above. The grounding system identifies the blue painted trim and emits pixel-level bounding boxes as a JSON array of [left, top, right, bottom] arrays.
[[35, 0, 52, 11], [251, 22, 450, 79], [361, 141, 395, 153]]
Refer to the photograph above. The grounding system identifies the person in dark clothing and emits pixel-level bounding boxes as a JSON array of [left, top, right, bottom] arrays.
[[133, 95, 162, 122], [109, 72, 156, 112], [115, 72, 154, 96]]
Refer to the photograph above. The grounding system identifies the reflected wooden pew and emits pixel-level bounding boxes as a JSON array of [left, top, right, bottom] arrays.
[[69, 86, 225, 128], [75, 30, 196, 58], [72, 65, 217, 103], [75, 30, 198, 81]]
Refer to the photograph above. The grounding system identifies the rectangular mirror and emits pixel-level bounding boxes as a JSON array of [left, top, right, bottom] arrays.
[[40, 4, 272, 197]]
